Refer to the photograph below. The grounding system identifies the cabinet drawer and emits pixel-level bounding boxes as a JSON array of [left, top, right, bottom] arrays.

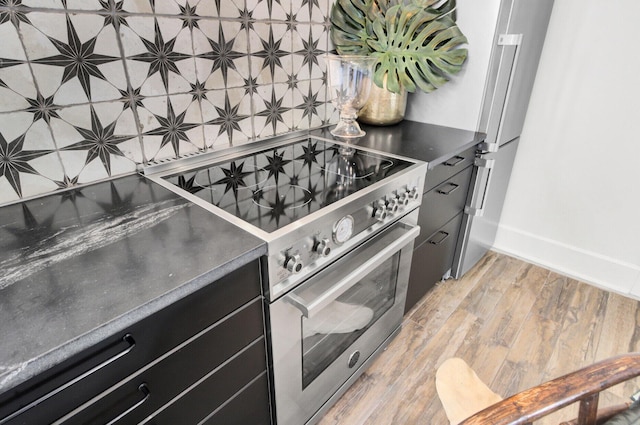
[[405, 213, 463, 314], [200, 373, 270, 425], [424, 146, 476, 193], [416, 165, 472, 247], [58, 299, 265, 425], [0, 261, 261, 425], [150, 357, 270, 425]]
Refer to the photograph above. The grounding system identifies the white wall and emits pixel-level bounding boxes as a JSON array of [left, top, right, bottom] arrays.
[[494, 0, 640, 296], [405, 0, 501, 130]]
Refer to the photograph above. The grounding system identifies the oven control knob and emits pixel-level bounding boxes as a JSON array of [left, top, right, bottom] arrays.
[[314, 238, 331, 257], [373, 202, 387, 221], [397, 192, 410, 206], [285, 253, 303, 273], [386, 198, 399, 214], [409, 187, 420, 200]]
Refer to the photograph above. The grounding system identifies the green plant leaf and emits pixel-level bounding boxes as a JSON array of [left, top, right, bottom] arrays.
[[331, 0, 468, 94], [331, 0, 374, 55], [377, 6, 468, 93]]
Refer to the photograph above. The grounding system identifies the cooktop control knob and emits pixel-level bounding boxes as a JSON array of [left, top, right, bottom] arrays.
[[409, 187, 420, 200], [314, 238, 331, 257], [373, 202, 388, 222], [397, 191, 410, 206], [285, 253, 303, 273], [386, 198, 399, 214]]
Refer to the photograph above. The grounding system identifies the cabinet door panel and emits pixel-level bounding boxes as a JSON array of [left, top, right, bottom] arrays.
[[416, 166, 472, 247], [405, 213, 463, 314], [147, 345, 269, 425], [0, 261, 261, 425], [200, 373, 270, 425], [424, 146, 476, 193], [59, 299, 265, 425]]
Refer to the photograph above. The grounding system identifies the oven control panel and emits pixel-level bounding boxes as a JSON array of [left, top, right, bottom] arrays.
[[269, 180, 423, 299], [333, 215, 354, 244]]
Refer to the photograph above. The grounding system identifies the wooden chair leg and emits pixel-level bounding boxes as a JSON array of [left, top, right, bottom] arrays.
[[559, 404, 632, 425], [577, 393, 599, 425]]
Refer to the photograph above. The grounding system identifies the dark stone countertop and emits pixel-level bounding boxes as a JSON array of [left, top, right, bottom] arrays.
[[0, 174, 265, 393], [322, 121, 486, 168], [360, 122, 485, 167], [0, 121, 482, 397]]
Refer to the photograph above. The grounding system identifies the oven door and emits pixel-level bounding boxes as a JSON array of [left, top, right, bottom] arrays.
[[269, 220, 419, 425]]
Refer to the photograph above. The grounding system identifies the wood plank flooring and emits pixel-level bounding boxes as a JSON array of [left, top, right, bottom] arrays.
[[318, 251, 640, 425]]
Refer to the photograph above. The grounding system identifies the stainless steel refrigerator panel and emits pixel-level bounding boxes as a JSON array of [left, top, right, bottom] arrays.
[[478, 0, 554, 149], [453, 138, 519, 278], [498, 0, 554, 145], [476, 0, 515, 142], [453, 0, 554, 278]]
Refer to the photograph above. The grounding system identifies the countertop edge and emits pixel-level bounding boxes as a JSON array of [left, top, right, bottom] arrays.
[[0, 243, 266, 393], [425, 137, 483, 170], [352, 121, 485, 170]]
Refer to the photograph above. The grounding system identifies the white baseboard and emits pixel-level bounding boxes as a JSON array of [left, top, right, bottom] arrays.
[[493, 224, 640, 300]]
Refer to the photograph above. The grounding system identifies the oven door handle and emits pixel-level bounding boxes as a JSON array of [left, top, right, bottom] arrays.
[[285, 224, 420, 318]]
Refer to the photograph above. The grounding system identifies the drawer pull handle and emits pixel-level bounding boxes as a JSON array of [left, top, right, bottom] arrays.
[[85, 333, 136, 377], [428, 231, 450, 245], [437, 183, 459, 195], [444, 156, 465, 167], [106, 383, 150, 425], [0, 334, 136, 424]]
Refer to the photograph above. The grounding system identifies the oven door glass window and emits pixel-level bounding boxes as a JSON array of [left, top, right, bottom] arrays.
[[301, 253, 400, 388]]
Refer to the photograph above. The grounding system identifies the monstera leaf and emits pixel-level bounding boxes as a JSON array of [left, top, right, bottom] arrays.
[[330, 0, 468, 94], [330, 0, 379, 55]]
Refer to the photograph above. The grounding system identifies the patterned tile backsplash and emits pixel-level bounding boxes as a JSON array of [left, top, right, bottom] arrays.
[[0, 0, 334, 206]]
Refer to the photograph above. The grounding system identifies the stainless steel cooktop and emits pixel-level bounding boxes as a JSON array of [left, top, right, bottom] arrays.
[[159, 137, 412, 233], [145, 133, 427, 301]]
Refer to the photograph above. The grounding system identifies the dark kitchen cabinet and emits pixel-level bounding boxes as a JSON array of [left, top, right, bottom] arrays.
[[151, 352, 271, 425], [0, 260, 270, 425], [405, 147, 476, 313]]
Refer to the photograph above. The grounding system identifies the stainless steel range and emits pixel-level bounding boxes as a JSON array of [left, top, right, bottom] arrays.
[[145, 133, 426, 425]]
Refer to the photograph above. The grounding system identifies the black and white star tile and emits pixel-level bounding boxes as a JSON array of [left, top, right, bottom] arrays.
[[247, 0, 290, 21], [249, 23, 292, 85], [0, 111, 65, 203], [62, 0, 106, 11], [210, 0, 245, 19], [192, 19, 249, 90], [20, 0, 64, 9], [117, 0, 152, 14], [52, 102, 140, 183], [152, 0, 199, 16], [0, 21, 34, 113], [292, 24, 327, 80], [0, 0, 335, 206], [254, 83, 294, 138], [0, 7, 65, 202], [292, 79, 325, 130], [20, 12, 127, 104], [121, 16, 197, 96], [202, 87, 252, 150], [137, 94, 205, 162], [292, 0, 328, 23]]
